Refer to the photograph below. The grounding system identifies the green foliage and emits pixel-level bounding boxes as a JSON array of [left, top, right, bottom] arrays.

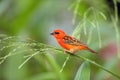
[[0, 0, 120, 80], [74, 61, 90, 80]]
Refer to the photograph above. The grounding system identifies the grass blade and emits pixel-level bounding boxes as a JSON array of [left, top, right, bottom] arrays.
[[74, 61, 90, 80]]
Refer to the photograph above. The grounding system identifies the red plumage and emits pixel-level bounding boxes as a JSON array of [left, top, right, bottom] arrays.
[[51, 29, 97, 54]]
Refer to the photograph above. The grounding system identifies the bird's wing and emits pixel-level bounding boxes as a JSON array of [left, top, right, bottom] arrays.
[[63, 36, 86, 46]]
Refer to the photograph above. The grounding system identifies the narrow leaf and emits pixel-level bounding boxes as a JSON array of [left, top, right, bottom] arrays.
[[74, 61, 90, 80]]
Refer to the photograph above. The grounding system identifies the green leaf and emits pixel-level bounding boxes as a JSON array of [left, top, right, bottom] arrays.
[[74, 61, 90, 80]]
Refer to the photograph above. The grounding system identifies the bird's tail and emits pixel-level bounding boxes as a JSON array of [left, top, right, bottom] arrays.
[[86, 47, 97, 54]]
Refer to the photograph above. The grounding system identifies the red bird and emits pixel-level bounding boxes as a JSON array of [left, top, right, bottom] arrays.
[[51, 29, 97, 54]]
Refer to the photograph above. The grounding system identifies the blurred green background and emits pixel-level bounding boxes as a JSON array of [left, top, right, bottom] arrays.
[[0, 0, 120, 80]]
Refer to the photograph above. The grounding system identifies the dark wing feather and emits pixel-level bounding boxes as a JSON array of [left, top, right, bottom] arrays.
[[63, 36, 86, 46]]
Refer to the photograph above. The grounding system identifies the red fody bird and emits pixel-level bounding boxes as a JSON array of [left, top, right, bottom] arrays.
[[51, 29, 97, 54]]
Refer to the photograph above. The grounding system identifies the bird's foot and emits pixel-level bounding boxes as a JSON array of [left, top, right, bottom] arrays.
[[64, 49, 75, 55]]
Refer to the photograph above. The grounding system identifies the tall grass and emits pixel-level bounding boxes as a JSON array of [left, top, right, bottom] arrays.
[[0, 36, 66, 80], [0, 0, 120, 80], [112, 0, 120, 58], [0, 35, 120, 79]]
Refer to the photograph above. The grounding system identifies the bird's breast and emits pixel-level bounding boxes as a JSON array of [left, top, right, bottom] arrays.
[[57, 39, 70, 50]]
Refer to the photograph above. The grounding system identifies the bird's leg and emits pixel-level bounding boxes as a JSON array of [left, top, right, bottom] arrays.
[[64, 50, 67, 54], [64, 49, 71, 54], [64, 49, 75, 55]]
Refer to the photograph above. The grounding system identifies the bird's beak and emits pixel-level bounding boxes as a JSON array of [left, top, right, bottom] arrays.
[[50, 32, 54, 35]]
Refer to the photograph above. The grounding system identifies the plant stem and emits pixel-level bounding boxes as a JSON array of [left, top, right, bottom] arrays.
[[67, 52, 120, 79], [113, 0, 120, 58], [25, 42, 120, 79]]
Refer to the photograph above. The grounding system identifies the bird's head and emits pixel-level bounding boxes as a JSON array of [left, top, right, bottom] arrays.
[[50, 29, 66, 39]]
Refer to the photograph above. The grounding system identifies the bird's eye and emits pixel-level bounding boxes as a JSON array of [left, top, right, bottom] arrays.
[[55, 32, 60, 34]]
